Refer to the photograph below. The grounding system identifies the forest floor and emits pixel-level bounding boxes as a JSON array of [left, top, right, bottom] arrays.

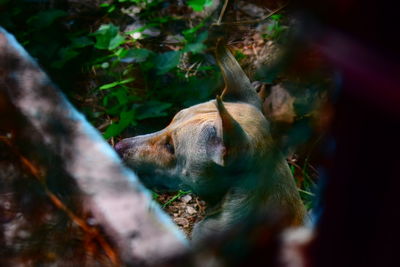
[[0, 0, 325, 238], [66, 1, 325, 237]]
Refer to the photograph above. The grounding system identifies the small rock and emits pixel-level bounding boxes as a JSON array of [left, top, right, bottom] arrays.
[[186, 206, 196, 215], [167, 206, 179, 213], [175, 202, 186, 209], [237, 1, 265, 18], [174, 217, 189, 228], [181, 194, 192, 203], [164, 34, 185, 44]]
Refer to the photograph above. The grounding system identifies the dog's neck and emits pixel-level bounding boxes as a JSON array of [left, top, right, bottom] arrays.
[[192, 149, 305, 242]]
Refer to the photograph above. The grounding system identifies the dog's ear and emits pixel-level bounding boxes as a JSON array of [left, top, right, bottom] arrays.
[[214, 95, 249, 165], [203, 124, 226, 166], [215, 42, 262, 110]]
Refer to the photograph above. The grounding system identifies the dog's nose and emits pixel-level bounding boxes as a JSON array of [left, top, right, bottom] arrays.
[[114, 140, 128, 157]]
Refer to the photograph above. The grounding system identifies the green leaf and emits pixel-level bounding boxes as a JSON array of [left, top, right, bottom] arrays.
[[184, 43, 206, 53], [99, 81, 121, 90], [136, 101, 172, 120], [162, 190, 191, 208], [195, 31, 208, 43], [271, 14, 282, 21], [182, 22, 205, 41], [234, 50, 246, 61], [188, 0, 213, 12], [103, 124, 120, 139], [101, 62, 110, 69], [92, 24, 125, 50], [184, 31, 208, 53], [99, 78, 135, 90], [153, 51, 181, 75], [119, 0, 144, 2], [120, 48, 151, 63], [27, 9, 67, 29], [103, 110, 135, 139], [52, 47, 80, 68], [125, 26, 147, 35], [181, 74, 220, 106], [109, 34, 125, 50], [70, 36, 94, 48], [152, 191, 160, 200], [103, 87, 129, 107]]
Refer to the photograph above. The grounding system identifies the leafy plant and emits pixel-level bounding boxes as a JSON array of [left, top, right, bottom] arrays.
[[263, 14, 287, 41], [0, 0, 319, 212], [92, 24, 126, 50], [188, 0, 213, 12], [0, 0, 221, 140]]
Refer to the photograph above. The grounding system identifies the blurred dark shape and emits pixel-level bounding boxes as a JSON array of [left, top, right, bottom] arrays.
[[292, 1, 400, 267], [0, 27, 187, 266], [297, 0, 400, 62], [1, 0, 400, 265], [202, 1, 400, 266]]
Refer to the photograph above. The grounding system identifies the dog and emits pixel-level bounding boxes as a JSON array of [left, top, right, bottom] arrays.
[[115, 43, 306, 242]]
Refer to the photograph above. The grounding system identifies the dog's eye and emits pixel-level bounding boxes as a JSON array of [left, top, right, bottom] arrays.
[[165, 138, 175, 154]]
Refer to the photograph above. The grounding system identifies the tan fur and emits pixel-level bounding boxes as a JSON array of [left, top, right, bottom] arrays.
[[115, 44, 306, 241]]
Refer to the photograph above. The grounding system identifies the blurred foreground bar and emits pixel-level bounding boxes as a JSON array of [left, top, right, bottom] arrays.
[[0, 27, 187, 266]]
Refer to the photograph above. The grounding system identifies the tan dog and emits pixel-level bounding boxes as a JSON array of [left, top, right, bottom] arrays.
[[115, 44, 306, 241]]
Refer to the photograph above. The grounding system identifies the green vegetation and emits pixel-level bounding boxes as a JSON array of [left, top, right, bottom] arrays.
[[161, 190, 192, 208], [0, 0, 220, 139], [263, 14, 287, 41], [0, 1, 321, 211]]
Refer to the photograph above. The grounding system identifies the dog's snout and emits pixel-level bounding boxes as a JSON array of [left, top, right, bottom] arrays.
[[115, 140, 129, 157], [115, 132, 164, 159]]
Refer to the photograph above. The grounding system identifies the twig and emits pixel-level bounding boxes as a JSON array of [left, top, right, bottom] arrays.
[[298, 188, 315, 197], [162, 190, 191, 208], [97, 119, 113, 131], [252, 43, 259, 61], [213, 3, 288, 26], [193, 61, 203, 76], [287, 160, 303, 171], [185, 61, 200, 78], [195, 197, 206, 215], [110, 136, 115, 147], [216, 0, 229, 25]]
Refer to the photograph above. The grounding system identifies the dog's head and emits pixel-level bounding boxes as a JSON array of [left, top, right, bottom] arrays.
[[115, 44, 270, 200]]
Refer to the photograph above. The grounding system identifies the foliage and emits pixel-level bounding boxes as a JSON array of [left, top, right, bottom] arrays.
[[187, 0, 213, 12], [0, 0, 220, 139], [290, 162, 317, 210], [263, 14, 287, 41], [160, 190, 192, 208], [0, 0, 292, 139], [0, 1, 320, 212]]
